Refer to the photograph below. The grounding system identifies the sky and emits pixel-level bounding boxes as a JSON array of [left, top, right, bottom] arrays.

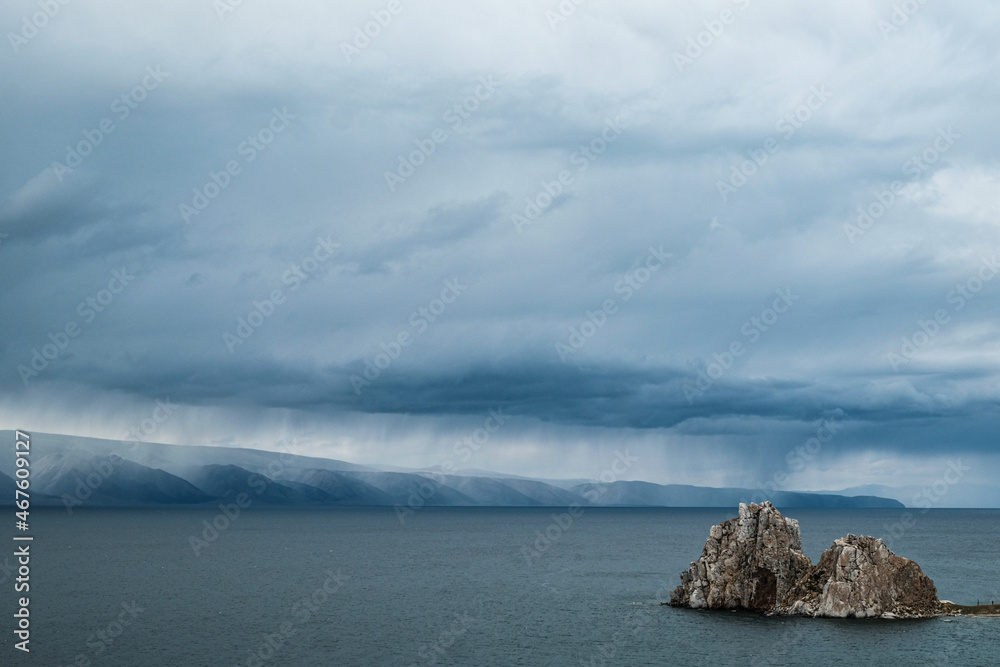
[[1, 0, 998, 503]]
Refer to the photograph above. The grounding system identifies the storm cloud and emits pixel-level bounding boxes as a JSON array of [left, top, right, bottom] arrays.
[[2, 0, 998, 503]]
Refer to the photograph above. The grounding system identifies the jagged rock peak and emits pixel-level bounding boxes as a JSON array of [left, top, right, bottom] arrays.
[[669, 502, 811, 611]]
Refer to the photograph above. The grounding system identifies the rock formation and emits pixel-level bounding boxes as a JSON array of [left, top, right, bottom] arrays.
[[669, 501, 812, 611], [778, 534, 940, 618], [669, 502, 940, 618]]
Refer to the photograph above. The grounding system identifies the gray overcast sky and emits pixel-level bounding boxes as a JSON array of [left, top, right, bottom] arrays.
[[1, 0, 998, 501]]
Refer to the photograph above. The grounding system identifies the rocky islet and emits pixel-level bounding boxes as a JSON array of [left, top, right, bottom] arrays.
[[669, 501, 941, 618]]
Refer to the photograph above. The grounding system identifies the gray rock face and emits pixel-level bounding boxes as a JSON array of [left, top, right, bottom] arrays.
[[669, 501, 812, 611], [779, 534, 939, 618], [669, 502, 940, 618]]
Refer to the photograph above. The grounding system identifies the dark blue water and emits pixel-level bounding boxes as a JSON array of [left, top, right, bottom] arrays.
[[3, 507, 999, 665]]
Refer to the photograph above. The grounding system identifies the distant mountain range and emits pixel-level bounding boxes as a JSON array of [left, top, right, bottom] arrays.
[[0, 431, 905, 510], [819, 482, 1000, 511]]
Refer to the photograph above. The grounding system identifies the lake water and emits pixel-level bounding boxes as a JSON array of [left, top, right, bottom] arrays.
[[3, 507, 999, 665]]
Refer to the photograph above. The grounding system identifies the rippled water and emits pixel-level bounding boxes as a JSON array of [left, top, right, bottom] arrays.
[[3, 507, 998, 665]]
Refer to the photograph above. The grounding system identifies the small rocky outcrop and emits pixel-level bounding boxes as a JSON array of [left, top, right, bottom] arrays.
[[669, 502, 940, 618], [778, 534, 939, 618]]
